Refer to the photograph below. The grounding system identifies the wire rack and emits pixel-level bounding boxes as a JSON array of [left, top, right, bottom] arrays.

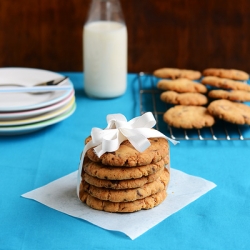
[[138, 72, 250, 140]]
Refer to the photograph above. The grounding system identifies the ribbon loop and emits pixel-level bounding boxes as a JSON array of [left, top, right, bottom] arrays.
[[128, 112, 156, 128], [88, 112, 179, 157]]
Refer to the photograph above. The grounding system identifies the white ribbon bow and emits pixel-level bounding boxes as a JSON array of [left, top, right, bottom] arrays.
[[91, 112, 178, 157], [77, 112, 179, 197]]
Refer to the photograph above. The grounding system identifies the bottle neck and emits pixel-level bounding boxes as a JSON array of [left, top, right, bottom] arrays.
[[85, 0, 125, 25]]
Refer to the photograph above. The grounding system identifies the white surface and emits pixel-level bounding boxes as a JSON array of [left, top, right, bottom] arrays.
[[0, 90, 74, 120], [22, 168, 216, 240], [0, 68, 73, 111], [0, 103, 76, 135], [83, 21, 127, 98]]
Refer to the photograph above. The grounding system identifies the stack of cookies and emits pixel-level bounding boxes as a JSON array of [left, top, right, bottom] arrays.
[[154, 67, 250, 128], [79, 137, 170, 213], [154, 67, 215, 129]]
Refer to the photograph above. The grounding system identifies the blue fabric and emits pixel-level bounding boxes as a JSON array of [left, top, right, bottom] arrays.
[[0, 73, 249, 249]]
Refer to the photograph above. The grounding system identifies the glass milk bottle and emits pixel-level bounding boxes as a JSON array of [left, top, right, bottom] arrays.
[[83, 0, 127, 98]]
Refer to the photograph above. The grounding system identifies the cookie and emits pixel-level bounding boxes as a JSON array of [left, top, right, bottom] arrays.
[[203, 68, 249, 81], [153, 68, 201, 80], [157, 79, 207, 93], [81, 168, 170, 202], [208, 89, 250, 102], [82, 166, 164, 189], [160, 91, 208, 105], [202, 76, 250, 91], [85, 137, 169, 167], [163, 105, 215, 129], [82, 156, 168, 180], [207, 99, 250, 125], [80, 188, 167, 213]]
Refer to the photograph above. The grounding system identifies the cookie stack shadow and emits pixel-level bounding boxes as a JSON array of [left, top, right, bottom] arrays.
[[154, 67, 250, 128], [79, 137, 170, 213]]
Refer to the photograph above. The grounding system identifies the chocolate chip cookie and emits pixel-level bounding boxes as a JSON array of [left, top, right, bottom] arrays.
[[86, 137, 169, 167], [207, 99, 250, 125], [81, 168, 169, 202], [82, 166, 165, 189], [160, 91, 208, 105], [208, 89, 250, 102], [202, 76, 250, 91], [157, 79, 207, 93], [163, 105, 215, 129], [153, 68, 201, 80], [80, 188, 167, 213], [203, 68, 249, 81], [82, 156, 168, 180]]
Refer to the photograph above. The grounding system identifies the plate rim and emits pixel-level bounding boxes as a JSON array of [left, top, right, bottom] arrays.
[[0, 103, 76, 135], [0, 97, 75, 126], [0, 90, 74, 120], [0, 67, 73, 112]]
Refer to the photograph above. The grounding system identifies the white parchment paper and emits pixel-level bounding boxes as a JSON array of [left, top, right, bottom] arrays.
[[22, 169, 216, 240]]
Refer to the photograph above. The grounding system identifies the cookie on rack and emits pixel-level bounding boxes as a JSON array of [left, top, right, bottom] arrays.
[[160, 91, 208, 106], [82, 156, 168, 180], [80, 187, 167, 213], [207, 99, 250, 125], [208, 89, 250, 102], [85, 137, 169, 167], [81, 168, 170, 202], [201, 76, 250, 91], [163, 105, 215, 129], [157, 79, 207, 93], [203, 68, 249, 81], [153, 68, 201, 80]]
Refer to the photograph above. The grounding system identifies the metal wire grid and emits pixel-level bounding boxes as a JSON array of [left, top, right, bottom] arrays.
[[138, 72, 250, 140]]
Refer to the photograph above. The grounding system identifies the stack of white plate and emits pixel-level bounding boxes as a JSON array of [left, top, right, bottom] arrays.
[[0, 68, 76, 135]]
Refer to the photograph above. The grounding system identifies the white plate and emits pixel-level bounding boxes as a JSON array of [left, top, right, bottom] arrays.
[[0, 90, 74, 121], [0, 103, 76, 135], [0, 67, 73, 111], [0, 97, 75, 126]]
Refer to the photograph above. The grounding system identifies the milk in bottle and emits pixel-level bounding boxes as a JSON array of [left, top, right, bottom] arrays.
[[83, 0, 127, 98]]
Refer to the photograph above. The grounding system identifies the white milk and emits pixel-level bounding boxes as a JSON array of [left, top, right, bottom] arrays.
[[83, 21, 127, 98]]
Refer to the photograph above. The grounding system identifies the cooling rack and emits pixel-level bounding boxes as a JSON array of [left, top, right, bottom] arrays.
[[138, 72, 250, 140]]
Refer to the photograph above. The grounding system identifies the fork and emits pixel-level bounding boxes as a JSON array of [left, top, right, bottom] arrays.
[[0, 76, 72, 93]]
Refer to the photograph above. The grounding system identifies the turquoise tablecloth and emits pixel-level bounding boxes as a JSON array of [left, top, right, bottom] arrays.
[[1, 73, 249, 249]]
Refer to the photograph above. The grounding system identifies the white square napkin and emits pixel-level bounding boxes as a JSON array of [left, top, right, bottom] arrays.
[[22, 168, 216, 240]]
